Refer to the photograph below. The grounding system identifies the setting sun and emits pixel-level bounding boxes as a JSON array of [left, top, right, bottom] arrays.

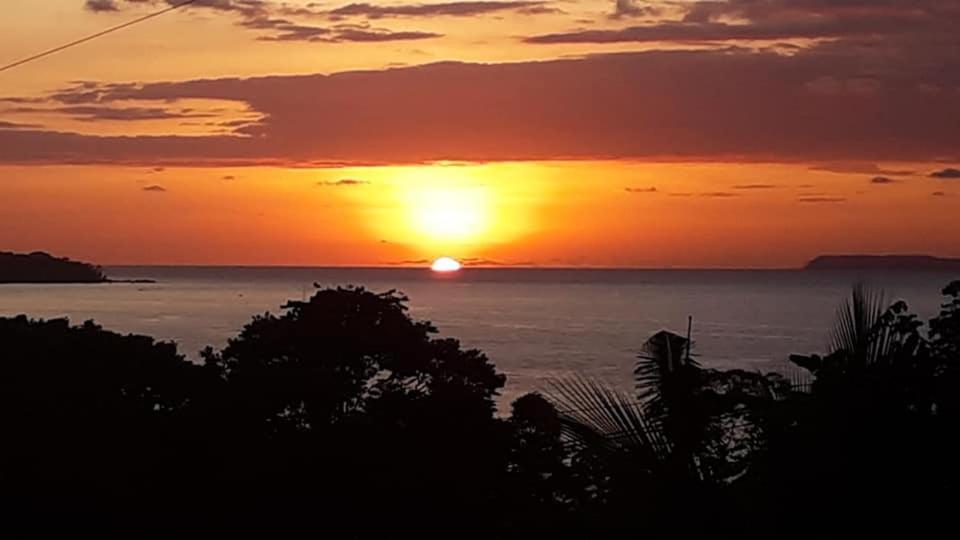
[[431, 257, 462, 273]]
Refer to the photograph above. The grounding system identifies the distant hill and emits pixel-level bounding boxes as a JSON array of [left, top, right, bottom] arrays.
[[0, 251, 107, 283], [805, 255, 960, 271]]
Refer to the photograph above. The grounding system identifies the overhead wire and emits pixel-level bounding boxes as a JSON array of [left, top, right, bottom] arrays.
[[0, 0, 198, 74]]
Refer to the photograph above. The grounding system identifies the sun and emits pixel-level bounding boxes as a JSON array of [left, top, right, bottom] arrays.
[[431, 257, 462, 272]]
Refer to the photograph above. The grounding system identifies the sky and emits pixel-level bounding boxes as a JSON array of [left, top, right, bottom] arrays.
[[1, 0, 959, 267]]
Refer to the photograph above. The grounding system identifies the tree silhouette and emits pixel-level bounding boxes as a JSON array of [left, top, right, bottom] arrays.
[[3, 281, 959, 538], [0, 315, 218, 536], [0, 288, 514, 538], [199, 286, 509, 537], [541, 328, 786, 535], [749, 283, 959, 538]]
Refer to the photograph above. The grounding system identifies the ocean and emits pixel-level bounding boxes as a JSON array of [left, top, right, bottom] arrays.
[[1, 267, 956, 408]]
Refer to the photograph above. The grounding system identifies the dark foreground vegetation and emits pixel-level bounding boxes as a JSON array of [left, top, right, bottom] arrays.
[[0, 251, 106, 283], [2, 282, 959, 538]]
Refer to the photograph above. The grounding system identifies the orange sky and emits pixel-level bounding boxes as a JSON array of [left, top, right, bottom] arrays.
[[1, 1, 958, 267]]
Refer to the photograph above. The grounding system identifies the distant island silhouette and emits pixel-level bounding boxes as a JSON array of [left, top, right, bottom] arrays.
[[0, 251, 156, 284], [805, 255, 960, 271], [0, 251, 108, 283]]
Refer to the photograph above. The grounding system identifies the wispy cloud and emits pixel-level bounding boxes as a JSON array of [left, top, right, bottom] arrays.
[[870, 176, 897, 184], [610, 0, 659, 20], [249, 19, 442, 43], [0, 120, 40, 130], [797, 196, 846, 203], [329, 2, 551, 19], [85, 0, 119, 12], [930, 168, 960, 179], [318, 179, 370, 186], [526, 1, 953, 44], [142, 184, 167, 192], [8, 104, 220, 122], [809, 163, 915, 176], [732, 184, 776, 190], [624, 186, 657, 193], [87, 1, 445, 43]]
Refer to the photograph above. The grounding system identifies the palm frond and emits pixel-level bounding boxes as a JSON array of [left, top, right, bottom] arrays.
[[828, 283, 926, 369], [545, 375, 670, 461], [829, 282, 889, 367], [634, 330, 700, 423]]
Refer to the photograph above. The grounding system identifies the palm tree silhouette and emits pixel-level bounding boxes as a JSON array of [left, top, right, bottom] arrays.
[[547, 327, 784, 484]]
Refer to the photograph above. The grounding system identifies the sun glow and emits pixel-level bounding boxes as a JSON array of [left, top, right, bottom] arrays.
[[407, 184, 492, 243], [431, 257, 462, 272], [348, 163, 548, 259]]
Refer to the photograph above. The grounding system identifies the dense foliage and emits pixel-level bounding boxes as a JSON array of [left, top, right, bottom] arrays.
[[1, 281, 958, 538]]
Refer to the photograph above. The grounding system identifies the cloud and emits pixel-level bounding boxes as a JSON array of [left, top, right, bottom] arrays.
[[240, 16, 441, 42], [151, 167, 165, 173], [527, 0, 955, 44], [142, 184, 167, 192], [86, 1, 446, 42], [8, 103, 221, 122], [3, 39, 960, 165], [797, 196, 846, 203], [931, 191, 948, 197], [329, 2, 549, 18], [870, 176, 897, 184], [459, 257, 511, 266], [319, 179, 370, 186], [329, 28, 441, 42], [63, 105, 216, 122], [732, 184, 776, 189], [700, 192, 738, 198], [85, 0, 260, 15], [222, 175, 236, 180], [930, 168, 960, 179], [610, 0, 658, 20], [0, 121, 40, 130], [525, 20, 895, 44], [95, 0, 552, 20], [625, 186, 656, 193], [85, 0, 119, 12], [809, 163, 916, 176]]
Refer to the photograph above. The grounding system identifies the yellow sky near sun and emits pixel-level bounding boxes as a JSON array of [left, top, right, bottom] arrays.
[[0, 161, 955, 267]]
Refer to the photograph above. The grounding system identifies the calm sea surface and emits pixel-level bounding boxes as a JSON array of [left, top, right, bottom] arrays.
[[1, 267, 956, 408]]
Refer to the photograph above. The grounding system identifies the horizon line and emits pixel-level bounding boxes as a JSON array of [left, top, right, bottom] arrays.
[[100, 263, 807, 271]]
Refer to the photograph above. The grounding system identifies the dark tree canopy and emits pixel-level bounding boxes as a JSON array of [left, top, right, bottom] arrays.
[[2, 282, 959, 539], [0, 288, 512, 538], [203, 286, 504, 431]]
